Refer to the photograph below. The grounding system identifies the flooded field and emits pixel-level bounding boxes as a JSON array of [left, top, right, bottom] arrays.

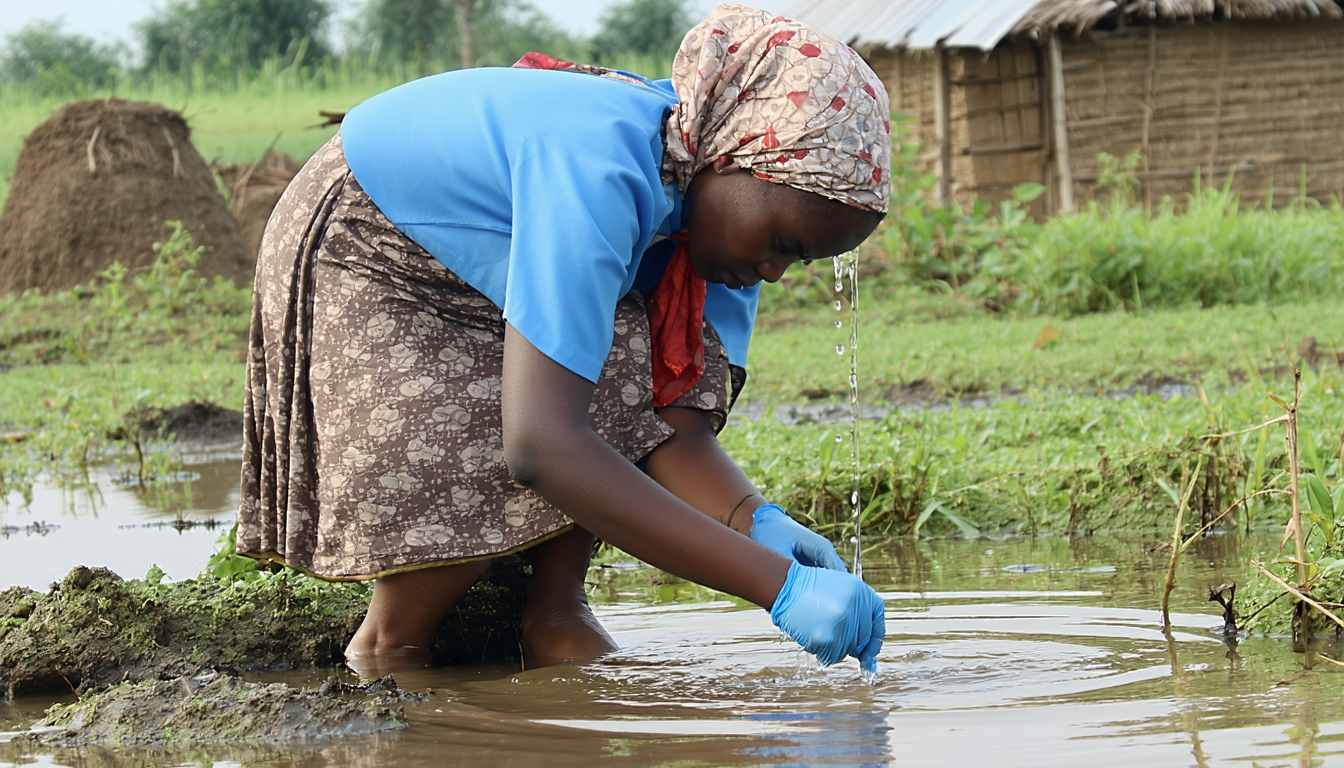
[[2, 455, 1342, 767]]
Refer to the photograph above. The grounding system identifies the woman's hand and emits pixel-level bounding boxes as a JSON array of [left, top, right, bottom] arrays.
[[750, 504, 847, 571], [770, 562, 885, 673]]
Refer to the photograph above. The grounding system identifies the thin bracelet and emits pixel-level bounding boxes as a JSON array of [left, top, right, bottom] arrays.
[[726, 493, 762, 531]]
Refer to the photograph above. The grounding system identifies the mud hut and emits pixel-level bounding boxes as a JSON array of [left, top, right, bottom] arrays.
[[0, 99, 253, 295], [782, 0, 1344, 216]]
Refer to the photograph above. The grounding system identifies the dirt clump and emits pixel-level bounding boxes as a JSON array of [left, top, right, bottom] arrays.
[[0, 560, 530, 701], [13, 670, 410, 747], [0, 98, 253, 295], [111, 400, 246, 450], [214, 149, 303, 258]]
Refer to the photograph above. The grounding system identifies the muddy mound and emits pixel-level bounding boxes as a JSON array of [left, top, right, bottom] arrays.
[[214, 149, 303, 258], [16, 671, 410, 747], [0, 98, 253, 296], [114, 400, 246, 449], [0, 561, 530, 700]]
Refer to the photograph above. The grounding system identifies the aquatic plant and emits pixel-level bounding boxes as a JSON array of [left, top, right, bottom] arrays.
[[1198, 371, 1344, 665]]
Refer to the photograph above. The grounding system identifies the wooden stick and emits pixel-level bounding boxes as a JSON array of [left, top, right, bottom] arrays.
[[1206, 32, 1229, 188], [1202, 415, 1289, 441], [161, 126, 181, 179], [1281, 372, 1307, 582], [86, 126, 100, 175], [1142, 26, 1157, 214], [1256, 563, 1344, 632], [934, 44, 952, 204], [1048, 31, 1075, 214]]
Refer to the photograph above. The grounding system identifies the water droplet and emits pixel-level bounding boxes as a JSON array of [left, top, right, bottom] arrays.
[[848, 535, 859, 545], [834, 320, 843, 328], [834, 281, 844, 293], [834, 435, 843, 443], [851, 491, 860, 506], [833, 300, 843, 312], [848, 373, 858, 389], [835, 344, 845, 355]]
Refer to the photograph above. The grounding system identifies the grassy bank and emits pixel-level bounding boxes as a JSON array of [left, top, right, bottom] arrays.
[[3, 233, 1340, 540]]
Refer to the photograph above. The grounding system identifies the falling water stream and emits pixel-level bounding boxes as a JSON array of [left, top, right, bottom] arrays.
[[833, 249, 863, 578]]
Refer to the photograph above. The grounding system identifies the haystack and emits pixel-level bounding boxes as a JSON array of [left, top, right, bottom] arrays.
[[214, 149, 303, 258], [0, 99, 253, 295]]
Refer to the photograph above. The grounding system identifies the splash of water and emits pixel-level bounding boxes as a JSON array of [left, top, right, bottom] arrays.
[[833, 249, 862, 579]]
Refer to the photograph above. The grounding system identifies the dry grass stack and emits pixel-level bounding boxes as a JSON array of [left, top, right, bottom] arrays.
[[0, 99, 253, 295], [214, 150, 303, 259]]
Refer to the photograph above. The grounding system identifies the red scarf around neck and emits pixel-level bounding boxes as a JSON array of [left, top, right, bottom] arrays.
[[648, 233, 706, 407]]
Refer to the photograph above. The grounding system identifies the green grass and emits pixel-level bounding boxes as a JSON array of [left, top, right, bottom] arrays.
[[751, 280, 1344, 403]]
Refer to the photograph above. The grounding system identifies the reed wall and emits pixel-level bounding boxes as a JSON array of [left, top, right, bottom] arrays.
[[864, 20, 1344, 214], [1062, 20, 1344, 209]]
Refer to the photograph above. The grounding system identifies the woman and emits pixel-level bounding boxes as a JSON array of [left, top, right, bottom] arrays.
[[238, 5, 890, 672]]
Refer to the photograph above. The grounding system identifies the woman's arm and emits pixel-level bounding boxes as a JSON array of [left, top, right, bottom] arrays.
[[641, 405, 764, 537], [500, 323, 790, 608]]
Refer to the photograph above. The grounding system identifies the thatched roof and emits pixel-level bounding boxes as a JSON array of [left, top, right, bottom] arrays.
[[781, 0, 1343, 51], [1013, 0, 1343, 40]]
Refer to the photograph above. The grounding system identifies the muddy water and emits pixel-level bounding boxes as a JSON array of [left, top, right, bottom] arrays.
[[0, 454, 238, 588], [3, 461, 1344, 767]]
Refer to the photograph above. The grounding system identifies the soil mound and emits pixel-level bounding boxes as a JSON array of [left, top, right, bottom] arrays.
[[0, 98, 253, 296], [214, 149, 303, 258], [15, 671, 411, 747], [0, 560, 530, 700], [117, 400, 246, 450]]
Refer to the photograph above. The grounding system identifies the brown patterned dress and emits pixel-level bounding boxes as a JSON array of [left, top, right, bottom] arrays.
[[237, 134, 741, 580]]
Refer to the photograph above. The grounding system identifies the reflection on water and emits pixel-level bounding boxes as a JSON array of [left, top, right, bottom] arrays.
[[2, 458, 1342, 767], [0, 453, 239, 588]]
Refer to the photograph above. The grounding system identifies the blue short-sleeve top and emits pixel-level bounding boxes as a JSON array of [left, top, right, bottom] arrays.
[[339, 66, 759, 383]]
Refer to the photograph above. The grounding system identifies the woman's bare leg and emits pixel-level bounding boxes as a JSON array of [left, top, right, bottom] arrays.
[[346, 559, 492, 673], [522, 526, 618, 667]]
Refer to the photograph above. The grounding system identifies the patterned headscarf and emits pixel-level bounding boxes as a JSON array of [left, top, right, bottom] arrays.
[[664, 5, 892, 213]]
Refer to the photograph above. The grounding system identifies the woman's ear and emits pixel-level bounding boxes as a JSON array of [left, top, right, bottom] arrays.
[[710, 156, 741, 175]]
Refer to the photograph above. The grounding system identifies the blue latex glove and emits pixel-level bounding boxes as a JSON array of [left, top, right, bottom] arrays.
[[750, 504, 847, 571], [770, 561, 885, 673]]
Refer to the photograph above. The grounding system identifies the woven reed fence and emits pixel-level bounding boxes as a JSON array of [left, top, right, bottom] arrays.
[[1062, 20, 1344, 209], [864, 19, 1344, 214]]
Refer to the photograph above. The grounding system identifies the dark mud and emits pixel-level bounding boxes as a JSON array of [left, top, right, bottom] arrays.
[[10, 671, 413, 747], [0, 559, 530, 701], [110, 401, 245, 451]]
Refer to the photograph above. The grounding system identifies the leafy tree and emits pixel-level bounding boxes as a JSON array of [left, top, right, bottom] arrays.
[[349, 0, 579, 73], [588, 0, 694, 63], [0, 19, 125, 95], [136, 0, 332, 73]]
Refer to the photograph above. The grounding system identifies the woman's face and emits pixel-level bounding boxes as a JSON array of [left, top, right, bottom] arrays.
[[683, 158, 881, 290]]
